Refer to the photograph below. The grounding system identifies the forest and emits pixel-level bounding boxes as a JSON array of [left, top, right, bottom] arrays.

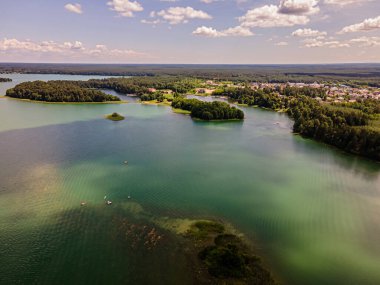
[[0, 77, 12, 82], [6, 81, 120, 102], [288, 97, 379, 160], [1, 63, 380, 86], [73, 77, 200, 95], [172, 98, 244, 121]]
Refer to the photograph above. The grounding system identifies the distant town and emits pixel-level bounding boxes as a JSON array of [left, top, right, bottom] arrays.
[[195, 80, 380, 102]]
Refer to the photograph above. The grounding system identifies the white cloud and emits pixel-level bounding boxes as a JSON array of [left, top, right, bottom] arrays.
[[107, 0, 143, 17], [239, 5, 311, 28], [339, 15, 380, 33], [192, 25, 253, 37], [292, 28, 327, 37], [200, 0, 221, 3], [155, 6, 212, 24], [300, 34, 380, 49], [324, 0, 374, 6], [302, 38, 350, 48], [349, 36, 380, 47], [278, 0, 319, 15], [0, 38, 148, 62], [193, 26, 223, 37], [64, 3, 82, 14], [275, 41, 289, 46]]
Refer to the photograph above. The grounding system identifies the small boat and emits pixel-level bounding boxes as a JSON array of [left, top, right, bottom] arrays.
[[128, 195, 131, 199], [106, 200, 112, 205], [124, 161, 128, 165], [80, 202, 86, 206]]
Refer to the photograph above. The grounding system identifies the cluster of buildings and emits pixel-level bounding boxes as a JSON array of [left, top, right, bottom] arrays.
[[197, 80, 380, 103], [325, 85, 380, 102]]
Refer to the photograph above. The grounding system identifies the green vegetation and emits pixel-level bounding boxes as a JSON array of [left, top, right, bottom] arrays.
[[171, 98, 244, 121], [187, 221, 225, 240], [214, 87, 289, 111], [106, 112, 125, 121], [288, 97, 380, 160], [6, 81, 120, 102], [186, 221, 277, 285], [0, 77, 12, 82], [1, 63, 380, 86], [172, 108, 191, 115], [73, 76, 201, 96]]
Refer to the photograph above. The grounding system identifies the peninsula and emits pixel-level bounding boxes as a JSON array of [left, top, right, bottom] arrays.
[[6, 80, 120, 103]]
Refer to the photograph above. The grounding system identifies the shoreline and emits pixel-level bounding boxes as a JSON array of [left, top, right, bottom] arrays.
[[1, 96, 128, 105]]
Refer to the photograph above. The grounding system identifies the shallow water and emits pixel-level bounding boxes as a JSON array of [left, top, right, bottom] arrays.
[[0, 75, 380, 285]]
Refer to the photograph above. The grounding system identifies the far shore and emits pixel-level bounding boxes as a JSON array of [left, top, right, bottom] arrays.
[[1, 96, 128, 105]]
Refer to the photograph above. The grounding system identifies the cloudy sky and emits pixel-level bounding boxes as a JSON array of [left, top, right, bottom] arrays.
[[0, 0, 379, 64]]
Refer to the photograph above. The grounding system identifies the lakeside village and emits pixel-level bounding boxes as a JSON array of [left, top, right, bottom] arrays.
[[164, 80, 380, 103]]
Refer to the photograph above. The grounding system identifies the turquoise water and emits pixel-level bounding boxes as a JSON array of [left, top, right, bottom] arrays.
[[0, 75, 380, 284]]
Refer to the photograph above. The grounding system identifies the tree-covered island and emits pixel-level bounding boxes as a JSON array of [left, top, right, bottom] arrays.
[[106, 112, 125, 121], [172, 98, 244, 121], [6, 80, 120, 102]]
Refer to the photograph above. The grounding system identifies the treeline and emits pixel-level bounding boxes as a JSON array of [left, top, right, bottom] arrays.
[[6, 81, 120, 102], [172, 98, 244, 121], [1, 63, 380, 86], [0, 77, 12, 82], [213, 87, 289, 110], [140, 92, 164, 102], [332, 99, 380, 116], [68, 77, 200, 96], [288, 97, 379, 160], [279, 86, 326, 99]]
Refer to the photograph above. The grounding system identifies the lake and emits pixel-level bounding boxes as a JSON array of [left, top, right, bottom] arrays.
[[0, 74, 380, 285]]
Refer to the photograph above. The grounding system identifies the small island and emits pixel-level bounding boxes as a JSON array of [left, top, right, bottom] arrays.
[[0, 77, 12, 82], [106, 112, 125, 121], [6, 80, 120, 103], [171, 98, 244, 121], [184, 220, 276, 284]]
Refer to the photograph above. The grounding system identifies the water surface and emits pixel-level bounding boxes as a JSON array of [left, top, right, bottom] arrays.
[[0, 75, 379, 285]]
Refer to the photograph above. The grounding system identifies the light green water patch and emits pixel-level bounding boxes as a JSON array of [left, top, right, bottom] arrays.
[[0, 98, 169, 132]]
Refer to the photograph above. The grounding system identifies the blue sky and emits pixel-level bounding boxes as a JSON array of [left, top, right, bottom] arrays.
[[0, 0, 379, 63]]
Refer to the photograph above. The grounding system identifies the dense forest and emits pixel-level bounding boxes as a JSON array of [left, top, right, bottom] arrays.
[[73, 77, 200, 95], [288, 97, 380, 160], [6, 81, 120, 102], [213, 87, 289, 110], [172, 98, 244, 121], [1, 63, 380, 86], [0, 77, 12, 82]]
